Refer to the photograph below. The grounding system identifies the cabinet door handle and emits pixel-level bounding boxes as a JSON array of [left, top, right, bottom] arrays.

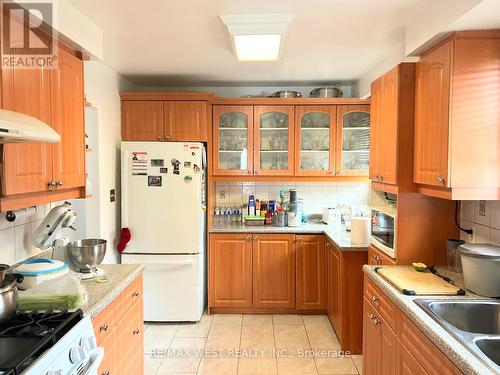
[[133, 328, 140, 335], [246, 235, 252, 240], [102, 370, 110, 375], [436, 176, 445, 184], [254, 236, 259, 240], [164, 136, 171, 140], [297, 237, 302, 242], [156, 136, 162, 141], [47, 181, 56, 190], [247, 170, 252, 174], [328, 170, 334, 175], [99, 324, 108, 332], [372, 295, 379, 302], [56, 180, 64, 187], [132, 291, 139, 297], [379, 176, 384, 182]]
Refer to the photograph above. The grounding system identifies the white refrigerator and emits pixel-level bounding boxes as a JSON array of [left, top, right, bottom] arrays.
[[120, 141, 206, 322]]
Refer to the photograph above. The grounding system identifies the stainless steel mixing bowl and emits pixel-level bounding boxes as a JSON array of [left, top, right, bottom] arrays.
[[66, 239, 107, 273]]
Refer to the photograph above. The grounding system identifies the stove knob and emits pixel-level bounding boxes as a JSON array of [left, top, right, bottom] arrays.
[[69, 346, 86, 363], [80, 336, 96, 352]]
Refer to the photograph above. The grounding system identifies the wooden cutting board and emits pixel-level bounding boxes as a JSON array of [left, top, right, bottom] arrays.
[[376, 266, 465, 295]]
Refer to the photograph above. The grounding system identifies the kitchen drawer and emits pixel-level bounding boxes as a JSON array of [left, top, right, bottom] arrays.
[[397, 310, 461, 375], [368, 245, 396, 266], [364, 277, 397, 332], [92, 275, 143, 344]]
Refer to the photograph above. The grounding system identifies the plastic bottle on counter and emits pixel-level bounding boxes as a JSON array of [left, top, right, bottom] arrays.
[[248, 195, 256, 216]]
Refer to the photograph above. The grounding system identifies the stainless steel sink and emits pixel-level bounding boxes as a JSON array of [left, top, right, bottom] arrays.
[[416, 299, 500, 373]]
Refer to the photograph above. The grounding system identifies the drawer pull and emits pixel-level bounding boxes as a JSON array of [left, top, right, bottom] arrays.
[[133, 328, 140, 335], [102, 371, 110, 375], [99, 324, 109, 332], [372, 295, 379, 302], [132, 291, 139, 297]]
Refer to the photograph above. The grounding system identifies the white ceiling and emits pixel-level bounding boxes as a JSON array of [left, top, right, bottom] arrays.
[[68, 0, 434, 86]]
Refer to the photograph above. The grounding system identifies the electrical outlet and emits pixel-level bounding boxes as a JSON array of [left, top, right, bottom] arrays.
[[479, 200, 486, 216], [110, 189, 116, 202], [219, 190, 226, 201]]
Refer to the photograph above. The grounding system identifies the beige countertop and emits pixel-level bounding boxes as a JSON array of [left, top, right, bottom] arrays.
[[80, 264, 144, 318], [209, 223, 369, 251], [363, 265, 496, 375]]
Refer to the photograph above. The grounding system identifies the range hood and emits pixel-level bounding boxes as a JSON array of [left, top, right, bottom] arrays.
[[0, 109, 60, 143]]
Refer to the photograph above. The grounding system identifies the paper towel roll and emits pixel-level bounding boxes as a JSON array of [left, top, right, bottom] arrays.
[[351, 217, 371, 245]]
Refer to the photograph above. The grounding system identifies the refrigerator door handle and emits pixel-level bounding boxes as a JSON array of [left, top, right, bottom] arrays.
[[142, 261, 194, 268]]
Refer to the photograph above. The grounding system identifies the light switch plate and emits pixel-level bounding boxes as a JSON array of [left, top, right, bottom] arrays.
[[110, 189, 116, 202]]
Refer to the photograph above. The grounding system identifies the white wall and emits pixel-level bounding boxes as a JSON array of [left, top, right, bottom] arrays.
[[133, 84, 354, 98], [77, 61, 136, 264]]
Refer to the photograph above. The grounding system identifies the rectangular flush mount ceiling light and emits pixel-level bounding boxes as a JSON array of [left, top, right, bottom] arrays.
[[220, 14, 294, 61]]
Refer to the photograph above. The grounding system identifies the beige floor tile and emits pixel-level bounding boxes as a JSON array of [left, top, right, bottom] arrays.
[[158, 357, 201, 373], [144, 355, 163, 375], [238, 356, 278, 375], [243, 314, 273, 326], [274, 324, 311, 355], [315, 357, 358, 375], [198, 357, 238, 374], [277, 357, 318, 375], [176, 315, 213, 338], [352, 355, 363, 374], [301, 315, 330, 326], [211, 314, 242, 326], [205, 333, 241, 350], [240, 323, 275, 349], [273, 314, 304, 325], [169, 337, 206, 349], [308, 334, 341, 351], [145, 324, 179, 354], [208, 323, 241, 337]]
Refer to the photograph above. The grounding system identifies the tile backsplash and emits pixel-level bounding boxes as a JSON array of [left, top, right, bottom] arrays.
[[461, 200, 500, 246], [0, 205, 48, 265], [215, 181, 370, 215]]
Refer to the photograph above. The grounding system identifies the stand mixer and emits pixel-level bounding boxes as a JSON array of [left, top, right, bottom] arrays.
[[32, 202, 107, 280]]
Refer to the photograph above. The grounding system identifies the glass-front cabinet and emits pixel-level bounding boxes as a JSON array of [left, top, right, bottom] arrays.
[[213, 106, 254, 175], [295, 106, 336, 176], [336, 105, 370, 175], [254, 106, 294, 175]]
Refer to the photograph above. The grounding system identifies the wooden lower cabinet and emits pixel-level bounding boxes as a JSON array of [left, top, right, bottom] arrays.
[[326, 240, 366, 353], [296, 235, 326, 310], [209, 234, 253, 308], [396, 338, 427, 375], [93, 275, 144, 375], [253, 234, 296, 308], [363, 275, 462, 375], [209, 233, 326, 312]]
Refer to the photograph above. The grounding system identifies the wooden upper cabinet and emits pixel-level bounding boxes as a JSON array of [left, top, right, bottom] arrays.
[[414, 40, 452, 188], [213, 105, 254, 176], [295, 106, 336, 176], [370, 63, 415, 192], [369, 78, 382, 182], [121, 101, 164, 141], [296, 235, 325, 310], [1, 42, 53, 195], [51, 46, 85, 189], [336, 105, 370, 176], [414, 31, 500, 199], [380, 68, 398, 185], [209, 234, 253, 308], [372, 68, 398, 184], [164, 101, 207, 141], [252, 234, 296, 309], [254, 106, 294, 176]]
